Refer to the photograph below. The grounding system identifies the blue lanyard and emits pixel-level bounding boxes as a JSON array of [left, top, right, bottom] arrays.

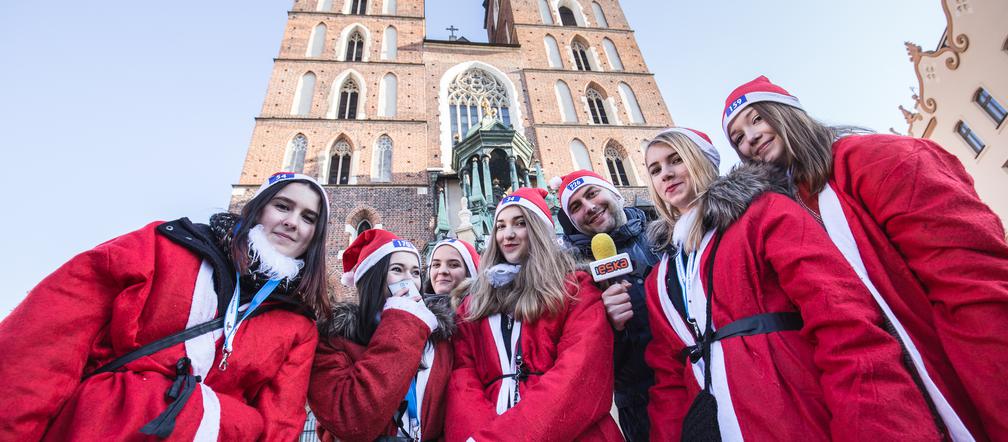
[[406, 378, 419, 421], [219, 272, 281, 370]]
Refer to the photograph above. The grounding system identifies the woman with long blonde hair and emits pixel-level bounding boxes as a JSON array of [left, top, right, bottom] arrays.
[[642, 128, 938, 440], [722, 75, 1008, 439], [445, 187, 622, 441]]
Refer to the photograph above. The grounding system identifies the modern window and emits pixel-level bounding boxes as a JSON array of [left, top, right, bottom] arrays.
[[604, 141, 630, 185], [336, 78, 360, 119], [380, 26, 397, 60], [559, 6, 577, 26], [285, 134, 308, 173], [618, 82, 644, 124], [586, 87, 609, 124], [975, 88, 1007, 126], [350, 0, 366, 15], [447, 68, 512, 142], [544, 35, 563, 68], [554, 80, 577, 123], [307, 23, 326, 57], [345, 31, 365, 61], [329, 139, 352, 185], [378, 73, 397, 117], [572, 40, 591, 71], [591, 2, 608, 27], [292, 72, 316, 116], [602, 38, 623, 70], [569, 139, 592, 170], [955, 120, 985, 155], [538, 0, 554, 24], [374, 135, 393, 182]]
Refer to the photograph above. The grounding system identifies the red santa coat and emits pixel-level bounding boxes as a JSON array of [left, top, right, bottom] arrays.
[[645, 164, 939, 441], [798, 135, 1008, 441], [309, 297, 454, 442], [0, 220, 318, 441], [445, 271, 623, 442]]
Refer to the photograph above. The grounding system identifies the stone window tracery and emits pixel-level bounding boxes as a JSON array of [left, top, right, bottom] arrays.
[[374, 135, 393, 182], [572, 40, 592, 71], [329, 140, 352, 185], [604, 141, 630, 185], [586, 87, 608, 124], [285, 134, 308, 173], [447, 68, 512, 142], [337, 79, 359, 119], [346, 31, 365, 61]]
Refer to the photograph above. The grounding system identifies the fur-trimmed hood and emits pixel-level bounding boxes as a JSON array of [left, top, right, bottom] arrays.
[[700, 161, 794, 232], [648, 162, 793, 249], [318, 294, 456, 342]]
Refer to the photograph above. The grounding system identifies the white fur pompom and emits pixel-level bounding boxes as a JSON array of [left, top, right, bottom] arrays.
[[340, 271, 355, 287], [548, 176, 563, 190]]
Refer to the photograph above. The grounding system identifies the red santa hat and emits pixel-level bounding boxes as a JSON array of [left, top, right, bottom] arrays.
[[722, 75, 803, 146], [428, 238, 480, 278], [548, 169, 620, 218], [494, 187, 554, 229], [341, 229, 420, 286], [648, 127, 721, 168], [255, 172, 331, 215]]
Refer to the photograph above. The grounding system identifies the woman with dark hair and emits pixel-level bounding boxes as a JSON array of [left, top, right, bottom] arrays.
[[421, 238, 480, 307], [642, 128, 937, 440], [309, 229, 455, 442], [722, 76, 1008, 439], [0, 172, 332, 440], [445, 188, 622, 441]]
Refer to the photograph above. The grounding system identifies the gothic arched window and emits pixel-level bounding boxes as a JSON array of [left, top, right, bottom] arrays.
[[572, 40, 591, 71], [544, 34, 563, 68], [559, 6, 577, 26], [328, 139, 352, 185], [350, 0, 366, 15], [356, 219, 373, 235], [379, 73, 397, 117], [604, 141, 631, 186], [447, 68, 511, 142], [555, 80, 577, 123], [285, 134, 308, 173], [618, 82, 645, 124], [586, 87, 609, 124], [292, 72, 316, 116], [569, 138, 592, 170], [381, 26, 397, 60], [336, 79, 359, 119], [538, 0, 554, 24], [374, 135, 393, 182], [591, 2, 608, 27], [345, 31, 364, 61], [307, 23, 327, 57], [602, 38, 623, 71]]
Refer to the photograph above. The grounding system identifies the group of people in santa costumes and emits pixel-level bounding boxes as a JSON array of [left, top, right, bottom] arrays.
[[0, 74, 1006, 442]]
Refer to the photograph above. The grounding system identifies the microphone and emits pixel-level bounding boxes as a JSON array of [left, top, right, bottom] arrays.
[[589, 233, 633, 283]]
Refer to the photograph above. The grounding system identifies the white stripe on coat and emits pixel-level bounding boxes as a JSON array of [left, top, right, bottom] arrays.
[[488, 314, 522, 415], [818, 184, 973, 441], [413, 343, 436, 440], [655, 234, 744, 441], [184, 260, 222, 440]]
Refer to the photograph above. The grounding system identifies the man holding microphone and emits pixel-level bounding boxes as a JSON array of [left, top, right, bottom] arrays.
[[552, 170, 660, 442]]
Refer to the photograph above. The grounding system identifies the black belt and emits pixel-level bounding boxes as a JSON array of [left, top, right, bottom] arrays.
[[678, 312, 803, 364]]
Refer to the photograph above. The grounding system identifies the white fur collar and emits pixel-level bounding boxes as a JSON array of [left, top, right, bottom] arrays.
[[672, 208, 700, 249], [248, 224, 304, 281]]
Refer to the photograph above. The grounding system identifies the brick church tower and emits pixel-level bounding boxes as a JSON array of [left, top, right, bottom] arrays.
[[232, 0, 674, 299]]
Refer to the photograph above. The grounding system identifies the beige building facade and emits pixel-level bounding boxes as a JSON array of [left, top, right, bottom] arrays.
[[232, 0, 674, 297], [902, 0, 1008, 227]]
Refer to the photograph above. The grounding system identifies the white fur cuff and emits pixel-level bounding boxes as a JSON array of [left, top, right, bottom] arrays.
[[383, 296, 439, 333]]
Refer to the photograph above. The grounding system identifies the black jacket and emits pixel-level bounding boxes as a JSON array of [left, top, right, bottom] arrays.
[[560, 207, 659, 406]]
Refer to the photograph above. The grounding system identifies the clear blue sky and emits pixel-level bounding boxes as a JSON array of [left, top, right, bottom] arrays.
[[0, 1, 945, 317]]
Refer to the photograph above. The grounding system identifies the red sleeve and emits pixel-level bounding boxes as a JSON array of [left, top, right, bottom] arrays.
[[444, 302, 504, 441], [643, 264, 690, 441], [252, 315, 318, 441], [467, 272, 615, 441], [757, 194, 938, 440], [308, 309, 431, 442], [0, 224, 158, 439], [839, 135, 1008, 435]]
